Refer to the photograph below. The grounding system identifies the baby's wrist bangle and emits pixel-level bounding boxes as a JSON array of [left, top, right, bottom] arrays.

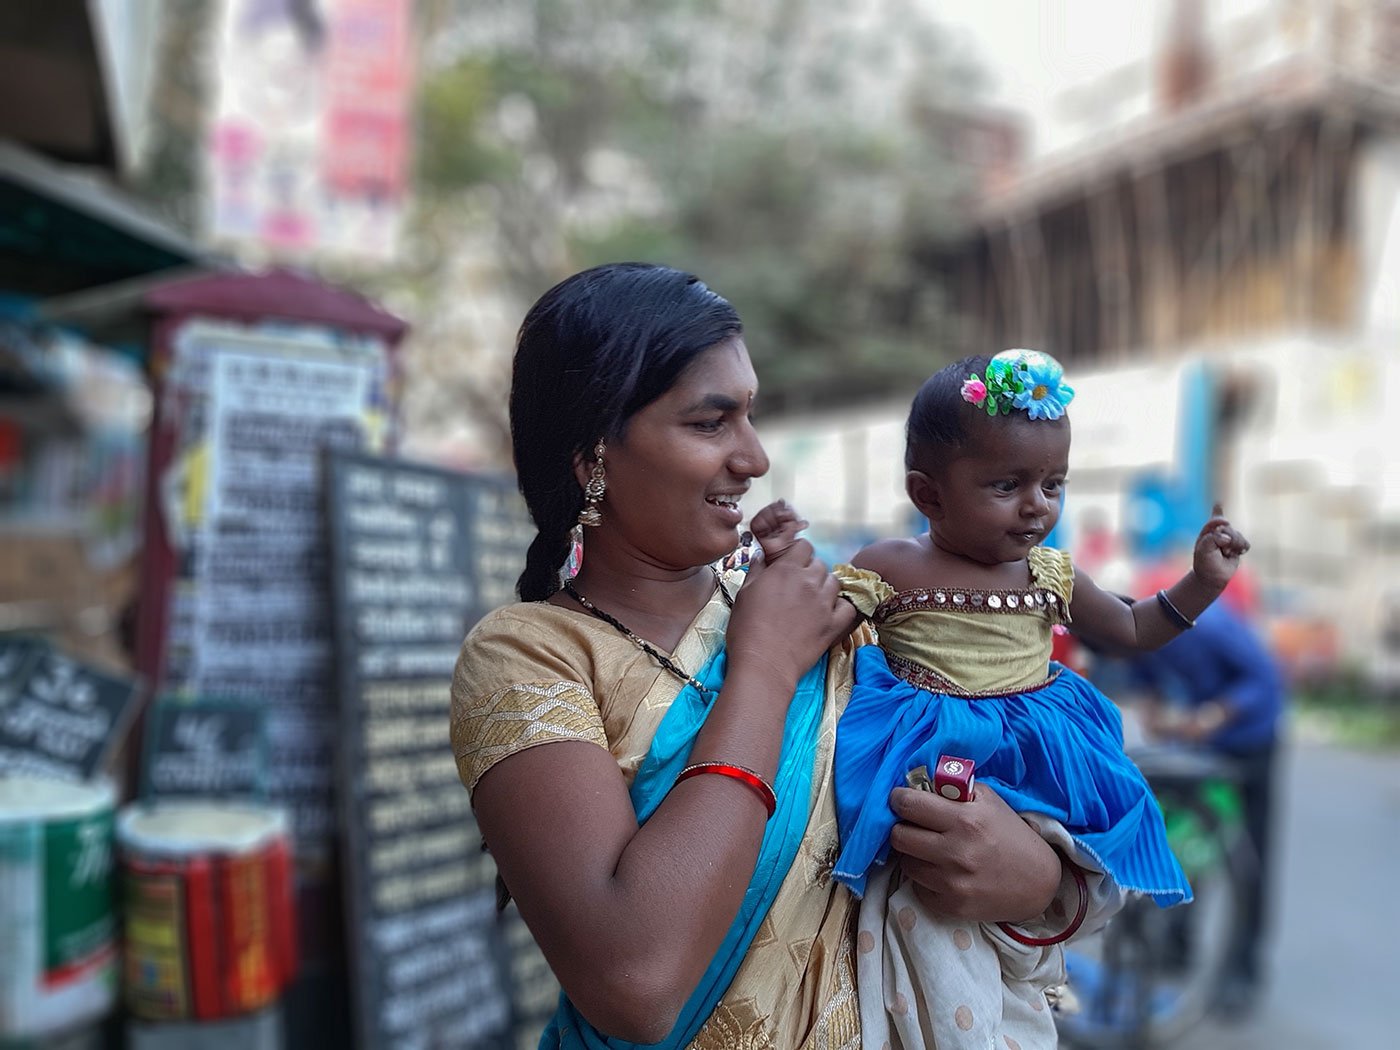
[[996, 850, 1089, 947], [1156, 589, 1196, 631], [674, 761, 777, 818]]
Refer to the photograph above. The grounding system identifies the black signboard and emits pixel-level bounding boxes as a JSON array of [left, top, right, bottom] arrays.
[[0, 635, 142, 781], [140, 698, 268, 801], [0, 636, 44, 690], [326, 451, 553, 1050]]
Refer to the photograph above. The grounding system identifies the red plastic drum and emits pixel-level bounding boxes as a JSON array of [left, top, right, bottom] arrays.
[[117, 803, 297, 1021]]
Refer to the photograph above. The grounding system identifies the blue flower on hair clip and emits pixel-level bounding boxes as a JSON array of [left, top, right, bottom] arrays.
[[997, 349, 1075, 421]]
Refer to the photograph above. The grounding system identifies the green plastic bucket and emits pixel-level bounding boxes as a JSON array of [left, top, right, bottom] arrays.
[[0, 776, 117, 1043]]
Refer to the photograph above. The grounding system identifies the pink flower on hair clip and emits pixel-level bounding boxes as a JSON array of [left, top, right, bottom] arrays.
[[960, 375, 988, 406]]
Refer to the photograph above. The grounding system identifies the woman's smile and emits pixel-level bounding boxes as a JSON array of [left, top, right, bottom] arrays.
[[705, 490, 747, 525]]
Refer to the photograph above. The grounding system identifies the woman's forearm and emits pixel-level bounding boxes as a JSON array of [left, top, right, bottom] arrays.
[[477, 662, 801, 1039]]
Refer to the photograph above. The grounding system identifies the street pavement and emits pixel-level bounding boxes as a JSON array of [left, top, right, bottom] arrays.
[[1183, 735, 1400, 1048]]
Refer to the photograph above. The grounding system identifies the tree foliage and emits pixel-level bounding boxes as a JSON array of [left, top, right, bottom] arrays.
[[397, 0, 985, 449], [126, 0, 219, 234]]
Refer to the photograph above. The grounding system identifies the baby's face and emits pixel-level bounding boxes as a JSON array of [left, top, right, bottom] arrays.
[[926, 416, 1071, 565]]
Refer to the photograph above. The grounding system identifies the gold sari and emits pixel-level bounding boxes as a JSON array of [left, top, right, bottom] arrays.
[[451, 569, 867, 1049]]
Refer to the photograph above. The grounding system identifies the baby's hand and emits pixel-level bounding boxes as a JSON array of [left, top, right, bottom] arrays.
[[1193, 503, 1250, 589], [749, 499, 809, 563]]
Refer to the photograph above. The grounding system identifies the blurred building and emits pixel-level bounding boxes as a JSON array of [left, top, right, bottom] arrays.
[[0, 2, 201, 296], [755, 0, 1400, 684]]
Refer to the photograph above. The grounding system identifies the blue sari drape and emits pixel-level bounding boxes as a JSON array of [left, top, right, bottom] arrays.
[[540, 647, 830, 1050]]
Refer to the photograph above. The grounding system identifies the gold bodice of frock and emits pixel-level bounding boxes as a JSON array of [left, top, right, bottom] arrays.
[[834, 545, 1075, 696]]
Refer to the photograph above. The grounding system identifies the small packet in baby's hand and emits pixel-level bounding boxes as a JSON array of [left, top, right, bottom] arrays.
[[934, 755, 976, 801], [906, 758, 976, 801]]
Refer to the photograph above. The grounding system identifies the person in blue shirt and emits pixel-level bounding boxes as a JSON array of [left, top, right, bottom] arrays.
[[1128, 599, 1287, 1017]]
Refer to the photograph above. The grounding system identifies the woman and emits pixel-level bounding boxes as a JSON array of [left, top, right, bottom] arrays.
[[451, 263, 1070, 1048]]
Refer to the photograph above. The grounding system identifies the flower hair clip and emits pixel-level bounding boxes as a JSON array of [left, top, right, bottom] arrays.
[[960, 349, 1075, 421]]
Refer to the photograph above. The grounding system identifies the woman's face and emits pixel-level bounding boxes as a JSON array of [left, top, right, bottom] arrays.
[[589, 336, 769, 571]]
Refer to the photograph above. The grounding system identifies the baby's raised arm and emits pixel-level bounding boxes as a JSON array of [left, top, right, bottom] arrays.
[[746, 500, 865, 636], [748, 499, 810, 562], [1070, 505, 1251, 652]]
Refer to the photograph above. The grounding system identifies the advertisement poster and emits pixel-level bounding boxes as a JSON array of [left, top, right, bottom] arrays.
[[208, 0, 414, 262], [159, 318, 390, 858]]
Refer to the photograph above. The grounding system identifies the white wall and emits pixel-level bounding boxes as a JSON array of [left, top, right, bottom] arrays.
[[751, 333, 1397, 669], [1355, 135, 1400, 340]]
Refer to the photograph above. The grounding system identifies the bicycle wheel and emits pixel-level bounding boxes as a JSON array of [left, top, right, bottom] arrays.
[[1057, 782, 1251, 1049]]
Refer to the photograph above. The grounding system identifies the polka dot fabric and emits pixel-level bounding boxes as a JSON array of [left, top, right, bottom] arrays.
[[852, 817, 1124, 1049]]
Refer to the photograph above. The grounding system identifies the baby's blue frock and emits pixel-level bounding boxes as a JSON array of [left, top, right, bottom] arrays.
[[830, 560, 1191, 908]]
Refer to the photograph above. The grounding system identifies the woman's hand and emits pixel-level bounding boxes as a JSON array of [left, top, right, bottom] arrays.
[[1192, 503, 1250, 590], [888, 784, 1062, 923]]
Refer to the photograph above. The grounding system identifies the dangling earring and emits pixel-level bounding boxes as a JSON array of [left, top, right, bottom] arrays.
[[564, 525, 584, 580], [577, 441, 606, 527]]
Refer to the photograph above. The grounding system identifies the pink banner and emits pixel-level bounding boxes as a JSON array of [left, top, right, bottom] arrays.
[[321, 0, 413, 199], [208, 0, 414, 262]]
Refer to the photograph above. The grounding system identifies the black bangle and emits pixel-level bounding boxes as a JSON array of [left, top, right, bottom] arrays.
[[1156, 589, 1195, 630]]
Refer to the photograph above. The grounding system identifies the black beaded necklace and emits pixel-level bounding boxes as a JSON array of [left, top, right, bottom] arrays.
[[563, 568, 733, 696]]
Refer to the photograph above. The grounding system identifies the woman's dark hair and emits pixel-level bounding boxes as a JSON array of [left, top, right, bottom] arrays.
[[905, 354, 992, 469], [510, 262, 743, 601]]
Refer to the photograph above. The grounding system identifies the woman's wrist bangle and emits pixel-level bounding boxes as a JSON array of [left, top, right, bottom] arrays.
[[996, 850, 1089, 947], [674, 761, 777, 818], [1156, 589, 1196, 631]]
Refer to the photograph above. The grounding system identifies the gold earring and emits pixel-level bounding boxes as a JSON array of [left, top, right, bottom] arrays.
[[577, 441, 606, 527]]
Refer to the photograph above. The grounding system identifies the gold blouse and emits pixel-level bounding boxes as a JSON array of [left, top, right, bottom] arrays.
[[835, 545, 1075, 695], [451, 570, 869, 1050]]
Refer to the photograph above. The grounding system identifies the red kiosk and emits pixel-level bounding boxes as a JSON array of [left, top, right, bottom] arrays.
[[46, 267, 408, 1045]]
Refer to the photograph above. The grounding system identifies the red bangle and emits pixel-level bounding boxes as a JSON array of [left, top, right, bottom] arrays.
[[674, 762, 777, 818], [996, 852, 1089, 947]]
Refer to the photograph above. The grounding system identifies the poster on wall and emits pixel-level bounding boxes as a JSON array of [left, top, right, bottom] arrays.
[[207, 0, 413, 263], [157, 317, 392, 862]]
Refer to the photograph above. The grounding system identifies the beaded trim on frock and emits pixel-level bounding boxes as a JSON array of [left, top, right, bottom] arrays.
[[873, 580, 1069, 622]]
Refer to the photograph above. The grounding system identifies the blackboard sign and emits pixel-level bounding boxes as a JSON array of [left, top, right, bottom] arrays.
[[141, 698, 268, 801], [0, 636, 45, 690], [500, 905, 561, 1050], [0, 635, 142, 781], [326, 451, 551, 1050]]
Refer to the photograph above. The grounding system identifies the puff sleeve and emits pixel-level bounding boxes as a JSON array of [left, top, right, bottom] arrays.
[[1028, 546, 1075, 625], [833, 563, 896, 620]]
